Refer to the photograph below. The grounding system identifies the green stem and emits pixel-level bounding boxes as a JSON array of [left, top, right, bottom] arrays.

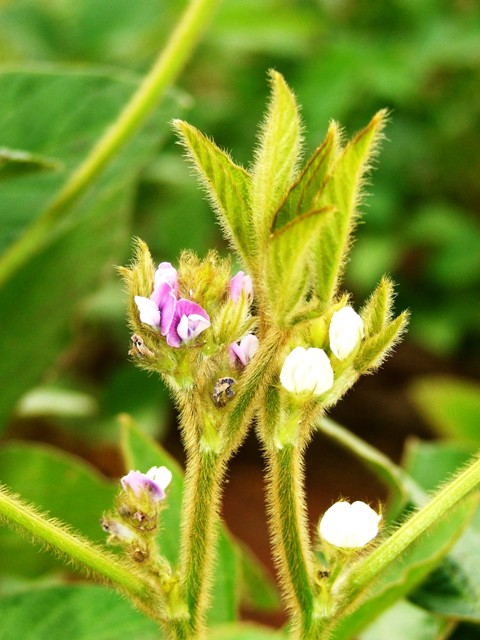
[[179, 450, 225, 638], [333, 453, 480, 612], [0, 0, 220, 286], [266, 443, 316, 638], [0, 484, 159, 619]]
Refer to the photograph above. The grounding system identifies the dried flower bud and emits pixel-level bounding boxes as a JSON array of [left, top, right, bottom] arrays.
[[329, 306, 364, 359], [280, 347, 334, 395], [319, 500, 381, 549]]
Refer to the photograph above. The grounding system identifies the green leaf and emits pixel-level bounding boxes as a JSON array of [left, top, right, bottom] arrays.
[[408, 377, 480, 445], [0, 68, 178, 429], [0, 442, 116, 577], [272, 123, 339, 230], [252, 70, 302, 241], [267, 208, 332, 321], [0, 584, 160, 640], [313, 110, 387, 305], [359, 599, 449, 640], [403, 439, 475, 493], [0, 146, 61, 179], [120, 419, 240, 625], [238, 542, 281, 613], [173, 120, 253, 266]]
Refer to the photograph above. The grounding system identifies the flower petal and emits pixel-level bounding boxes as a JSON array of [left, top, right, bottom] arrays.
[[134, 296, 161, 328], [329, 306, 364, 359]]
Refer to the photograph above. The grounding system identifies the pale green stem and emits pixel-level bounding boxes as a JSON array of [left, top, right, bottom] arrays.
[[266, 443, 317, 639], [332, 453, 480, 614], [0, 484, 160, 620], [178, 450, 225, 638], [0, 0, 221, 286]]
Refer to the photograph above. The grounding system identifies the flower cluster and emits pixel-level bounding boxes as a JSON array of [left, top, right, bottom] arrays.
[[280, 306, 364, 396], [135, 262, 210, 348]]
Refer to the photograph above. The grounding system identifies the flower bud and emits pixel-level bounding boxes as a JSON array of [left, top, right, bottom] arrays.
[[319, 500, 381, 549], [229, 271, 253, 302], [121, 465, 172, 502], [154, 262, 178, 293], [329, 306, 364, 359], [280, 347, 334, 395], [229, 334, 259, 366]]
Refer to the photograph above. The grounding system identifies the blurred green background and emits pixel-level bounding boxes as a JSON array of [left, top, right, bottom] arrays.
[[0, 0, 479, 623]]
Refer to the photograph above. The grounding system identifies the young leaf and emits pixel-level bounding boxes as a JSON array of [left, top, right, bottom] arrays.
[[354, 311, 409, 374], [173, 120, 253, 266], [272, 122, 340, 231], [313, 110, 388, 305], [251, 70, 302, 243], [267, 207, 332, 321]]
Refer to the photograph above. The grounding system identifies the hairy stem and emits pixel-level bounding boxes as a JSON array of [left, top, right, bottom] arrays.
[[0, 484, 161, 621], [0, 0, 220, 285], [178, 450, 225, 638], [266, 443, 317, 638]]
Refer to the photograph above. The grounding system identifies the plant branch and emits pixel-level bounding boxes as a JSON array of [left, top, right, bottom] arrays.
[[265, 443, 317, 638], [178, 450, 225, 638], [0, 484, 161, 620]]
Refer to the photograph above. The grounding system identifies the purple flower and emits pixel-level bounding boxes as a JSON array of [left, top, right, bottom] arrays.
[[166, 298, 211, 348], [230, 271, 253, 302], [154, 262, 178, 294], [134, 270, 177, 335], [229, 334, 259, 366], [121, 466, 172, 502]]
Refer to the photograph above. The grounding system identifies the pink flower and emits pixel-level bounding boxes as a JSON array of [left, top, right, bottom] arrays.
[[229, 334, 259, 366], [121, 466, 172, 502], [230, 271, 253, 302], [166, 298, 211, 348], [154, 262, 178, 294], [134, 263, 177, 335]]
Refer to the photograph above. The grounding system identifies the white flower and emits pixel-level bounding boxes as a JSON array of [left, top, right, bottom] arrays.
[[280, 347, 334, 395], [134, 295, 161, 328], [146, 466, 173, 491], [329, 306, 364, 359], [319, 500, 381, 549]]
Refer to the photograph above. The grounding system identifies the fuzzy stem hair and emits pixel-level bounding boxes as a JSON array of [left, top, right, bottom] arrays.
[[265, 442, 317, 638], [178, 449, 225, 638]]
